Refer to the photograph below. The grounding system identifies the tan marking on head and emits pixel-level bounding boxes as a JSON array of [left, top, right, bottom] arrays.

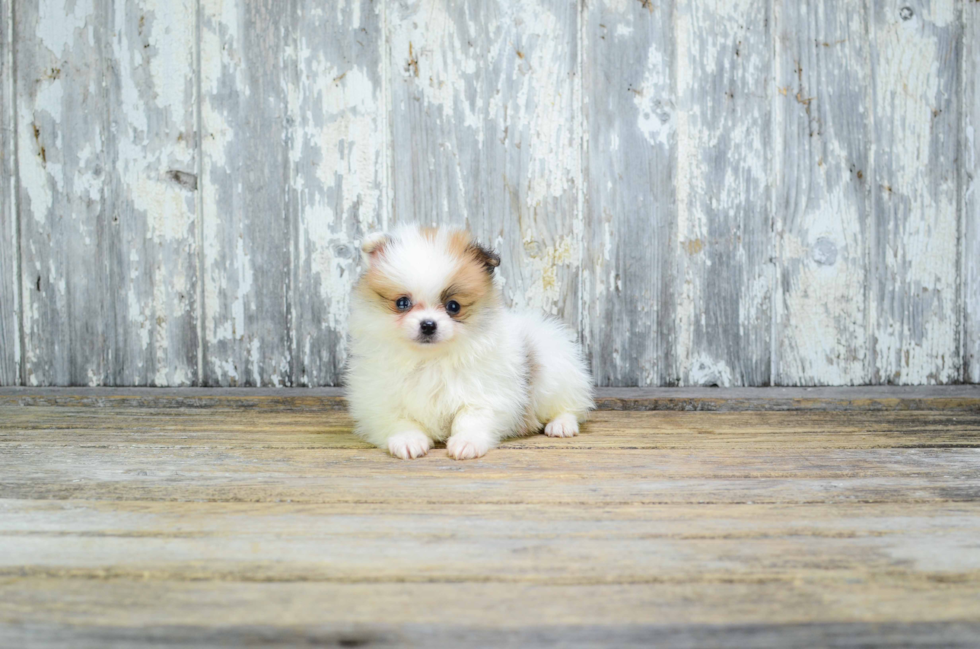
[[358, 265, 408, 313], [440, 245, 500, 322], [419, 226, 439, 242], [446, 230, 473, 258]]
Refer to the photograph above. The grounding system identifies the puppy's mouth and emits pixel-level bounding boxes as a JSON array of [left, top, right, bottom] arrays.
[[415, 334, 438, 345]]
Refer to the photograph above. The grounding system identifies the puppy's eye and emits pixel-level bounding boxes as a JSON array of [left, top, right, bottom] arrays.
[[395, 296, 411, 311], [445, 300, 461, 315]]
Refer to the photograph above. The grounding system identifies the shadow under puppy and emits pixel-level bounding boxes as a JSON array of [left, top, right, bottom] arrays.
[[346, 225, 594, 460]]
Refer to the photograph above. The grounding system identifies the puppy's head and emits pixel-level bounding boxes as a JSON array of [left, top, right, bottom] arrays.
[[356, 226, 500, 348]]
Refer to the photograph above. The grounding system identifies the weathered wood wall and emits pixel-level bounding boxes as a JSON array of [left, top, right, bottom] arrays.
[[0, 0, 976, 387]]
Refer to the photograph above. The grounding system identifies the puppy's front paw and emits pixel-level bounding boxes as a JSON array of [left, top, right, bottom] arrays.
[[544, 413, 579, 438], [446, 432, 491, 460], [386, 430, 431, 459]]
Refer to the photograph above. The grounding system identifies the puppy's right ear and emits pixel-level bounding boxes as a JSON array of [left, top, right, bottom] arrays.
[[361, 232, 391, 267]]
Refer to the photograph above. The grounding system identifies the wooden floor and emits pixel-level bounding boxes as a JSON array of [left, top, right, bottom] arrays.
[[1, 388, 979, 648]]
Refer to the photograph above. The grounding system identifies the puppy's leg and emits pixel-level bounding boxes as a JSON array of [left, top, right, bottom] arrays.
[[524, 324, 594, 436], [544, 412, 579, 438], [446, 408, 499, 460], [385, 427, 432, 460]]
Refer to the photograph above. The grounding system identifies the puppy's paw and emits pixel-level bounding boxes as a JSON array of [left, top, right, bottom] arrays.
[[446, 432, 491, 461], [544, 413, 579, 438], [386, 430, 431, 459]]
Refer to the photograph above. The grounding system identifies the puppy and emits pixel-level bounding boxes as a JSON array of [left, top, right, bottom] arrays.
[[345, 225, 594, 460]]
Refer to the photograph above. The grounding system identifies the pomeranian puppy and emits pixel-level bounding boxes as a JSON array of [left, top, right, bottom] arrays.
[[346, 225, 594, 460]]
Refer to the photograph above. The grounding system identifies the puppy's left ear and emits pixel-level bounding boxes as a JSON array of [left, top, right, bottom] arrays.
[[468, 243, 501, 274], [361, 232, 390, 267]]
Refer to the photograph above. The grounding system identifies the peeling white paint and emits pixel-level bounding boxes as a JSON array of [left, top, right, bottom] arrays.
[[5, 0, 975, 387], [634, 41, 673, 150], [36, 0, 95, 55], [871, 3, 960, 384]]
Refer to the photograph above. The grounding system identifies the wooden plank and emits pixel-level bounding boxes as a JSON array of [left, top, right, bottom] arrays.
[[479, 0, 581, 321], [2, 385, 980, 411], [673, 0, 772, 386], [583, 0, 674, 386], [869, 0, 960, 384], [104, 0, 200, 386], [386, 1, 582, 325], [4, 621, 980, 649], [3, 443, 979, 505], [386, 0, 482, 227], [772, 0, 872, 385], [15, 0, 109, 386], [2, 500, 978, 582], [0, 0, 17, 386], [199, 0, 291, 386], [3, 408, 979, 450], [287, 0, 386, 386], [965, 0, 979, 383], [1, 584, 978, 648], [2, 402, 979, 644]]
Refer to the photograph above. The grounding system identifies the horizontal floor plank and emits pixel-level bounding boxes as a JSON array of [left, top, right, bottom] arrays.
[[3, 398, 978, 645], [1, 501, 978, 585], [3, 409, 979, 450], [2, 580, 978, 632], [2, 386, 979, 411], [2, 445, 979, 504], [4, 621, 980, 649]]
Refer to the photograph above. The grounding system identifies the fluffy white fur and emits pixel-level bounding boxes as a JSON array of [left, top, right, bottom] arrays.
[[346, 226, 594, 460]]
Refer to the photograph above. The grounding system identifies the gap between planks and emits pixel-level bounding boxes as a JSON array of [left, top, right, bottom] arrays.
[[0, 386, 978, 411]]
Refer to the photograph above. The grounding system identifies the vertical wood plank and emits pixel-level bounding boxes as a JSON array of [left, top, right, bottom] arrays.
[[200, 0, 291, 386], [0, 0, 19, 385], [870, 0, 960, 384], [583, 0, 675, 386], [387, 0, 582, 328], [104, 0, 200, 385], [287, 1, 386, 386], [386, 0, 483, 229], [771, 1, 872, 385], [479, 0, 581, 322], [964, 0, 979, 383], [673, 0, 772, 386], [16, 0, 109, 385]]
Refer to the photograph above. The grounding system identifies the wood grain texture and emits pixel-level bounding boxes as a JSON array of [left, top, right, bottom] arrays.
[[673, 0, 772, 387], [3, 406, 979, 450], [3, 384, 980, 411], [387, 0, 582, 325], [965, 0, 979, 383], [479, 0, 582, 322], [287, 1, 386, 386], [1, 401, 979, 645], [3, 408, 980, 505], [2, 585, 979, 648], [386, 0, 482, 228], [2, 0, 978, 388], [104, 0, 200, 386], [200, 0, 291, 386], [870, 0, 961, 384], [772, 0, 872, 386], [15, 0, 109, 386], [0, 0, 18, 385], [583, 0, 675, 387]]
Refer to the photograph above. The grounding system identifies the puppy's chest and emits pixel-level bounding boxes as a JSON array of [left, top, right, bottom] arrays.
[[396, 364, 478, 434]]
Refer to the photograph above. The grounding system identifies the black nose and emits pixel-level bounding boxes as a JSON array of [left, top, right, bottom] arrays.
[[420, 320, 437, 336]]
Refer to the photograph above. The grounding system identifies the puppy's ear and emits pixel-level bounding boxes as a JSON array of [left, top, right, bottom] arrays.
[[361, 232, 390, 267], [467, 243, 500, 274]]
